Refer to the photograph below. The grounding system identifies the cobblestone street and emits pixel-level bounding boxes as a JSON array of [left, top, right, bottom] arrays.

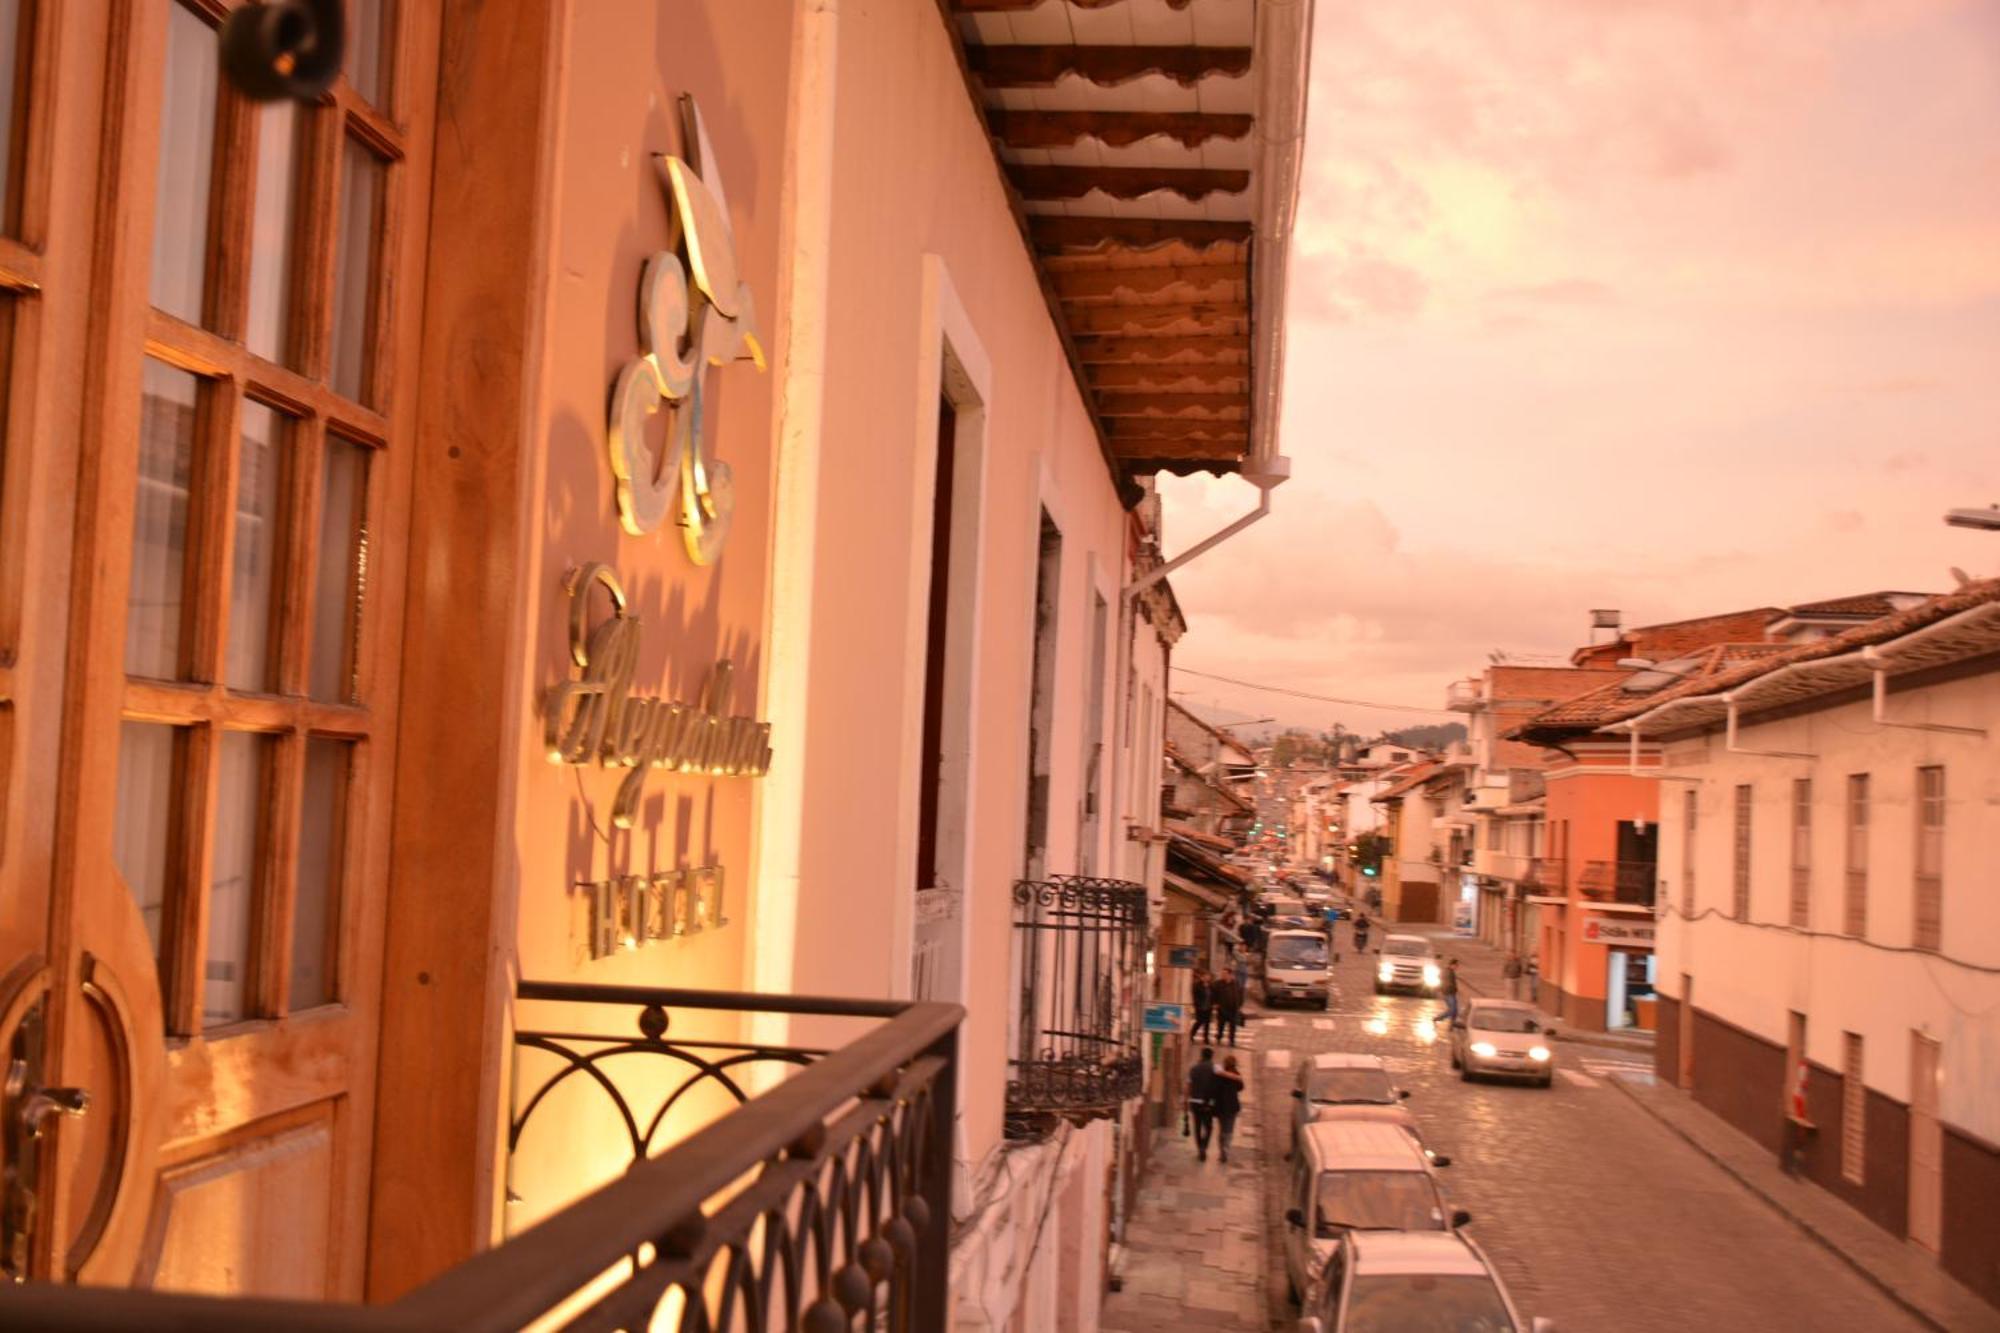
[[1111, 925, 1933, 1332]]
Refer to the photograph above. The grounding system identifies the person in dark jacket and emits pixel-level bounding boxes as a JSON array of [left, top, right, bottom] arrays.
[[1212, 973, 1243, 1047], [1187, 1046, 1219, 1161], [1191, 968, 1213, 1042], [1213, 1054, 1246, 1163]]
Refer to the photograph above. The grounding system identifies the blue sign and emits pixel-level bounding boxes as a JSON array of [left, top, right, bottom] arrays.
[[1166, 946, 1198, 969], [1142, 1002, 1186, 1034]]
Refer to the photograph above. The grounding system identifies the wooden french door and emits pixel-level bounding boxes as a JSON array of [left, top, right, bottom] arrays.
[[1909, 1032, 1943, 1255], [0, 0, 436, 1296]]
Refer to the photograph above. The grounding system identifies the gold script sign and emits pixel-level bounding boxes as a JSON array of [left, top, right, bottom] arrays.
[[544, 564, 772, 827]]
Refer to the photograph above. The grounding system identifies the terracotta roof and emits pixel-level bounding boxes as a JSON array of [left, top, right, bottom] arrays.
[[1552, 580, 2000, 736], [1165, 699, 1257, 761], [1783, 591, 1934, 618], [1166, 821, 1235, 853], [1516, 642, 1804, 738], [1369, 762, 1440, 802]]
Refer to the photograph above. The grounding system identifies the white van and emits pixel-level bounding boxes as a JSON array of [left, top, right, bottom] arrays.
[[1262, 928, 1333, 1009], [1282, 1121, 1468, 1308]]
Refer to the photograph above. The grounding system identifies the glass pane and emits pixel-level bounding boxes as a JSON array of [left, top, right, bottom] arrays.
[[113, 721, 181, 997], [225, 402, 285, 691], [0, 0, 30, 235], [151, 1, 218, 324], [330, 137, 383, 404], [292, 738, 350, 1010], [126, 360, 200, 680], [310, 437, 367, 701], [245, 99, 301, 364], [206, 732, 269, 1027], [347, 0, 392, 106]]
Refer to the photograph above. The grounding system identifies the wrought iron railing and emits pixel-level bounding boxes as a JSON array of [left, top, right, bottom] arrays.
[[1521, 856, 1566, 893], [7, 984, 962, 1332], [1577, 860, 1658, 906], [1008, 876, 1146, 1132]]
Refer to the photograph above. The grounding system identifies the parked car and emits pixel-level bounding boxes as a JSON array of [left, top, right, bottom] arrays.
[[1296, 1230, 1554, 1332], [1282, 1121, 1467, 1308], [1289, 1054, 1417, 1157], [1264, 930, 1335, 1009], [1373, 934, 1441, 995], [1450, 1000, 1558, 1087]]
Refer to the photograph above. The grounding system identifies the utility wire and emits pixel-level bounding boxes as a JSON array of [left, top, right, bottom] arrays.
[[1171, 665, 1457, 716]]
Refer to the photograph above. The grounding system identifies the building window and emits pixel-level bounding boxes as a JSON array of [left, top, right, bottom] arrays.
[[1843, 775, 1869, 938], [1841, 1032, 1865, 1185], [1732, 784, 1752, 920], [1789, 778, 1811, 928], [1914, 766, 1944, 953], [1681, 788, 1697, 916]]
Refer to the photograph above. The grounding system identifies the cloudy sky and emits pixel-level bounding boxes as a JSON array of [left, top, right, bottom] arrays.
[[1158, 0, 2000, 734]]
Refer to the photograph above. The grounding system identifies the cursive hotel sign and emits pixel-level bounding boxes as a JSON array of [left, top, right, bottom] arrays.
[[608, 95, 767, 563], [544, 563, 772, 828]]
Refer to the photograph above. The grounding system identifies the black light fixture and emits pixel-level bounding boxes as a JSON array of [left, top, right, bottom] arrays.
[[221, 0, 345, 101]]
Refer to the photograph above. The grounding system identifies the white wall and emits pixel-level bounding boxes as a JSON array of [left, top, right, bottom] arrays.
[[1656, 669, 2000, 1140]]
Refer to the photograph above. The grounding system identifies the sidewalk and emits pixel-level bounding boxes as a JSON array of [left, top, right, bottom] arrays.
[[1612, 1071, 2000, 1333], [1101, 1053, 1270, 1332]]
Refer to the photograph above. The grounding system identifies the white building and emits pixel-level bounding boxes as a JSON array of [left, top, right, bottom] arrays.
[[1611, 583, 2000, 1313]]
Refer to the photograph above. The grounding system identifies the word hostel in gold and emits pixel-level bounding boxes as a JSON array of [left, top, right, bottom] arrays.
[[544, 564, 772, 827]]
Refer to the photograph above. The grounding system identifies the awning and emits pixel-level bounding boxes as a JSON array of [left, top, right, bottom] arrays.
[[1163, 871, 1234, 912]]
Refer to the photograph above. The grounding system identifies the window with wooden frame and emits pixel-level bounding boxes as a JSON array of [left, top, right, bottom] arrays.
[[1914, 766, 1944, 953], [1843, 774, 1869, 939], [1681, 788, 1697, 916], [1789, 778, 1811, 928], [110, 0, 404, 1035], [1731, 784, 1752, 920], [1841, 1031, 1865, 1185]]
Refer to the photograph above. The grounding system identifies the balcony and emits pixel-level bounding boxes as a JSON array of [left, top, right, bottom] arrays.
[[1009, 876, 1147, 1134], [1578, 859, 1659, 907], [1445, 678, 1483, 712], [1521, 857, 1566, 894], [13, 983, 963, 1331]]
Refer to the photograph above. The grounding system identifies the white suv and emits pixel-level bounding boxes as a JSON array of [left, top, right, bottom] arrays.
[[1373, 934, 1441, 995]]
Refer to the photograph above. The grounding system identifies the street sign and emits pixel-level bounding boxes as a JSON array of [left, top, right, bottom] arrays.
[[1142, 1002, 1186, 1034], [1166, 946, 1198, 968]]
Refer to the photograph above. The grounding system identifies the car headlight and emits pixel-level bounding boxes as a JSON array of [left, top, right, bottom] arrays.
[[1529, 1046, 1551, 1062], [1471, 1041, 1498, 1057], [1423, 965, 1441, 986], [1378, 962, 1394, 981]]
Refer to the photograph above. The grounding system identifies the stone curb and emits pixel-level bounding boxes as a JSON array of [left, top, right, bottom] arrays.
[[1607, 1074, 1952, 1333]]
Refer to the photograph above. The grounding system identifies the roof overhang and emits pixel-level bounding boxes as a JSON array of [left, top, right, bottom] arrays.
[[946, 0, 1314, 483]]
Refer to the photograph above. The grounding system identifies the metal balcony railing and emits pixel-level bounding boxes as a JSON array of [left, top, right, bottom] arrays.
[[9, 984, 963, 1332], [1578, 860, 1658, 906], [1008, 876, 1147, 1132], [1521, 857, 1566, 893]]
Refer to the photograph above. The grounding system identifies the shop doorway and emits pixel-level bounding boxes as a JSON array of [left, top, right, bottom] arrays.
[[1606, 949, 1657, 1031], [1678, 973, 1696, 1088], [0, 1, 437, 1294]]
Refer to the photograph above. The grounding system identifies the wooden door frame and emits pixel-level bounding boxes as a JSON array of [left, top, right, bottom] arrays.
[[363, 0, 568, 1300]]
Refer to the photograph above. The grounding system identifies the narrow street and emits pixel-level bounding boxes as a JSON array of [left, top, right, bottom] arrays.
[[1110, 925, 1928, 1332]]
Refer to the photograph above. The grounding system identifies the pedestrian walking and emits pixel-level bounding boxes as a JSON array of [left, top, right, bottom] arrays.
[[1191, 968, 1213, 1043], [1525, 956, 1539, 1003], [1503, 951, 1524, 1000], [1438, 957, 1461, 1025], [1187, 1046, 1219, 1161], [1352, 914, 1370, 954], [1212, 973, 1242, 1047], [1231, 946, 1251, 1020], [1213, 1055, 1246, 1164]]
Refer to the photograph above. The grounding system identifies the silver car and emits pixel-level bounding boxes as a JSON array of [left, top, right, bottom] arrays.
[[1296, 1229, 1553, 1333], [1449, 999, 1557, 1087]]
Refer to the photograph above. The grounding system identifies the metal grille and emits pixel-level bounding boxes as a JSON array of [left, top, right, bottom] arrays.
[[1914, 766, 1944, 952], [1577, 860, 1656, 906], [1842, 1031, 1866, 1185], [1844, 774, 1869, 938], [1789, 778, 1811, 928], [1008, 875, 1146, 1128], [1732, 784, 1752, 920]]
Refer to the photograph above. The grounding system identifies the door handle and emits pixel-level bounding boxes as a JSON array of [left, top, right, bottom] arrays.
[[2, 1050, 89, 1280]]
